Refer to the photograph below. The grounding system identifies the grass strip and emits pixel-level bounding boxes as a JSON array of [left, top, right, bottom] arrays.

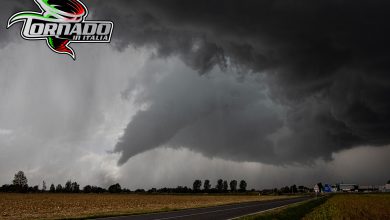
[[239, 196, 328, 220]]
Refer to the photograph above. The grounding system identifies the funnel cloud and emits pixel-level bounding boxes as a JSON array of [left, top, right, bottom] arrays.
[[85, 0, 390, 165]]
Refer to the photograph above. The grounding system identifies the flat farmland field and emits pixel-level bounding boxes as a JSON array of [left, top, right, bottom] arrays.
[[0, 193, 293, 220], [303, 194, 390, 220]]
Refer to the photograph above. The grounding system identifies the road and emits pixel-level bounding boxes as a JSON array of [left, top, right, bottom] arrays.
[[98, 196, 310, 220]]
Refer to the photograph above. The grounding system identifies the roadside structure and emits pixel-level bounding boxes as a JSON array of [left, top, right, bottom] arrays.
[[338, 184, 358, 192]]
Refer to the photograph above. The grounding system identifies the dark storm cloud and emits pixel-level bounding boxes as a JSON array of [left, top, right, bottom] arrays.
[[115, 61, 284, 165], [87, 0, 390, 165], [4, 0, 389, 165]]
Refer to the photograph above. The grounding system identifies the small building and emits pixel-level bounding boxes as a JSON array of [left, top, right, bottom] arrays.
[[379, 184, 390, 192], [339, 184, 358, 192], [358, 185, 379, 192], [386, 184, 390, 192]]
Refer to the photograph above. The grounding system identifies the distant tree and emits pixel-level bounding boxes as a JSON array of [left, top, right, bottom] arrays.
[[317, 182, 323, 193], [193, 180, 202, 192], [230, 180, 237, 192], [0, 184, 14, 192], [108, 183, 122, 193], [135, 189, 145, 193], [172, 186, 192, 193], [71, 182, 80, 193], [223, 180, 228, 192], [281, 186, 290, 194], [336, 184, 340, 192], [49, 184, 55, 193], [122, 188, 131, 193], [91, 186, 106, 193], [148, 188, 157, 193], [13, 171, 28, 186], [31, 185, 39, 193], [298, 185, 308, 193], [13, 171, 28, 192], [56, 184, 63, 192], [239, 180, 247, 192], [290, 185, 298, 193], [83, 185, 92, 193], [216, 179, 224, 192], [204, 180, 211, 192], [42, 181, 47, 192], [64, 180, 72, 193]]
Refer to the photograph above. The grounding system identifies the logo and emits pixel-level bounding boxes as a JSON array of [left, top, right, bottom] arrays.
[[7, 0, 114, 60]]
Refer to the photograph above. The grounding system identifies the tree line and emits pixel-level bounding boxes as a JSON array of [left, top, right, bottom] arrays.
[[0, 171, 312, 194], [192, 179, 247, 193], [0, 171, 251, 194]]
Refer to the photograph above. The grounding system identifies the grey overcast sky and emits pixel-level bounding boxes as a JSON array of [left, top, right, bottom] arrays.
[[0, 0, 389, 189]]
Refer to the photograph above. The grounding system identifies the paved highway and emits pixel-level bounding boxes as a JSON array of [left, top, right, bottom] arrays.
[[98, 196, 310, 220]]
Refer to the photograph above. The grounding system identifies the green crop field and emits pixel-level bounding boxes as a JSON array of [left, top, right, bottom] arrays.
[[240, 193, 390, 220], [303, 193, 390, 220]]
